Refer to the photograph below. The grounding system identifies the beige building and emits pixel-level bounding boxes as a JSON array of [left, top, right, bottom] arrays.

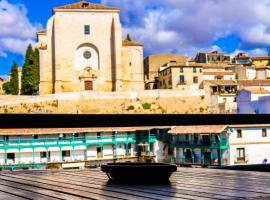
[[158, 62, 203, 90], [144, 54, 187, 89], [202, 71, 236, 81], [251, 56, 270, 67], [37, 1, 144, 94], [195, 51, 231, 64], [201, 80, 238, 113], [254, 66, 270, 80]]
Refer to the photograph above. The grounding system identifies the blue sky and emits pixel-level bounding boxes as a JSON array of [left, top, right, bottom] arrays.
[[0, 0, 270, 77]]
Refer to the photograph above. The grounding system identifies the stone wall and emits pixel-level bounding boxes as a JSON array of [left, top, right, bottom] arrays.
[[0, 90, 208, 114]]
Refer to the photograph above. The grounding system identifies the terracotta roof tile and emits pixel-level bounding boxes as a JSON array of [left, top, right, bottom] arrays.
[[204, 80, 238, 86], [255, 66, 270, 70], [0, 126, 169, 135], [37, 29, 47, 34], [203, 72, 235, 76], [168, 125, 227, 134], [251, 56, 270, 60], [122, 39, 143, 47], [54, 1, 119, 11], [238, 79, 270, 86]]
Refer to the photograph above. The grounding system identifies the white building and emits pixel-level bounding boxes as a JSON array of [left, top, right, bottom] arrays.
[[236, 88, 270, 114], [163, 124, 270, 166]]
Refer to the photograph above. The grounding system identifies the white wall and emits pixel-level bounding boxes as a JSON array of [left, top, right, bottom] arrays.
[[229, 127, 270, 165]]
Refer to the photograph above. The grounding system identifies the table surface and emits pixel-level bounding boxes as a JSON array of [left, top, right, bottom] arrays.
[[0, 167, 270, 199]]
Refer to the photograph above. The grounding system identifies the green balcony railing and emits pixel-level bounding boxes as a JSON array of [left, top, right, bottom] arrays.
[[0, 135, 139, 149], [173, 138, 229, 149], [0, 134, 157, 150]]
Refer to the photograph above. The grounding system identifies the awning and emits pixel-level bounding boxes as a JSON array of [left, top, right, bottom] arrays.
[[20, 148, 33, 153], [74, 146, 86, 150], [48, 147, 60, 151], [6, 149, 19, 153], [34, 147, 47, 152], [61, 146, 73, 151]]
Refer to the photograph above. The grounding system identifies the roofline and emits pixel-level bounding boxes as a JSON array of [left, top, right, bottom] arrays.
[[53, 8, 120, 14]]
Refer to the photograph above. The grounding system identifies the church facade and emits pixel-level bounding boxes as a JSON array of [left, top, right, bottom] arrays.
[[37, 1, 144, 94]]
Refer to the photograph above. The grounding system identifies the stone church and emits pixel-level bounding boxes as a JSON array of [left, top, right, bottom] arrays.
[[37, 0, 144, 94]]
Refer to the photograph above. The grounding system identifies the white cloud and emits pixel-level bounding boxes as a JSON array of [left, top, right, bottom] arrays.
[[102, 0, 270, 57], [0, 0, 41, 57]]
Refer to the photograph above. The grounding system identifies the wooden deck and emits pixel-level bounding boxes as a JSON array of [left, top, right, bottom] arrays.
[[0, 167, 270, 199]]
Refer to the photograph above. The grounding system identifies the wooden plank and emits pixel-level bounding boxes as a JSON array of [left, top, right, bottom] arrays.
[[0, 174, 158, 200], [0, 176, 98, 200], [4, 173, 158, 200], [59, 169, 270, 198], [0, 182, 56, 200], [0, 190, 28, 200], [28, 170, 240, 199], [0, 167, 270, 200]]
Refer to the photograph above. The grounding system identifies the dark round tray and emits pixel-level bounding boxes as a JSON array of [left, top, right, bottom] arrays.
[[101, 163, 177, 183]]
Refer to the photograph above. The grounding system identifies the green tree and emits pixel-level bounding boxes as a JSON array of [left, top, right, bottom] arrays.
[[126, 33, 132, 41], [3, 61, 19, 95], [21, 44, 40, 95]]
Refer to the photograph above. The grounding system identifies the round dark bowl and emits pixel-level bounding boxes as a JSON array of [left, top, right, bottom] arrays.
[[101, 163, 177, 183]]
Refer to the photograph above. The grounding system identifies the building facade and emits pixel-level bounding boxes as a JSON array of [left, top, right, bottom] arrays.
[[251, 56, 270, 67], [236, 88, 270, 114], [0, 127, 164, 170], [162, 124, 270, 166], [201, 80, 238, 113], [37, 1, 144, 94], [195, 51, 231, 64], [158, 62, 203, 90]]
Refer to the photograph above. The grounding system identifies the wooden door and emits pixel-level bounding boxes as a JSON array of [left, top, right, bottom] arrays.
[[85, 81, 93, 91]]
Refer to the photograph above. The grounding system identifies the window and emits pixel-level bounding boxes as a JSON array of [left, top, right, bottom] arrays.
[[193, 67, 196, 73], [237, 129, 242, 138], [33, 135, 38, 139], [7, 153, 15, 161], [193, 76, 198, 83], [62, 150, 70, 157], [179, 75, 185, 84], [83, 51, 91, 59], [84, 25, 90, 35], [40, 152, 46, 158], [236, 148, 245, 161], [74, 133, 79, 138], [262, 129, 267, 137], [97, 132, 101, 138]]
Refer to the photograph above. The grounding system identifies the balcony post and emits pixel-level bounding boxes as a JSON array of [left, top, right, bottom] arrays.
[[32, 148, 34, 164], [100, 145, 103, 159], [46, 148, 49, 163], [218, 148, 222, 166], [201, 149, 205, 165], [147, 130, 151, 156], [182, 148, 186, 164], [114, 131, 117, 160], [4, 150, 7, 164], [59, 148, 62, 162], [191, 148, 194, 164], [18, 149, 21, 164], [72, 146, 75, 162], [210, 149, 214, 165], [125, 132, 129, 157], [219, 132, 222, 166]]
